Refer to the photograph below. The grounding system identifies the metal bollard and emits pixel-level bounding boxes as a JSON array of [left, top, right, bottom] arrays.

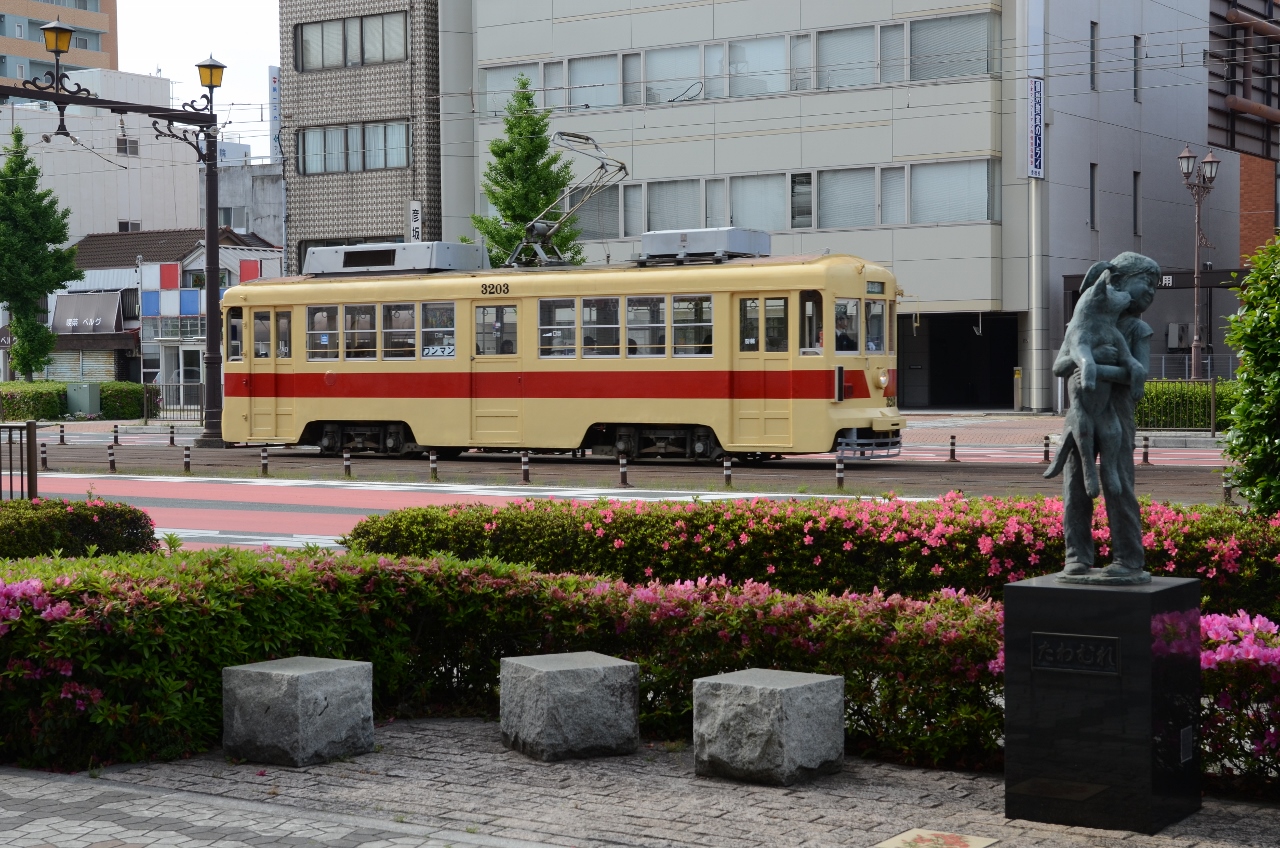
[[169, 425, 175, 447], [1141, 435, 1152, 466], [113, 424, 119, 445], [1042, 435, 1051, 464], [1223, 467, 1234, 505], [429, 449, 439, 482], [343, 449, 352, 478], [521, 450, 530, 484], [946, 434, 959, 462], [183, 445, 191, 473], [58, 424, 65, 445], [836, 454, 845, 490], [108, 445, 116, 473], [260, 446, 269, 476], [619, 454, 630, 488], [40, 443, 47, 471], [723, 455, 733, 487]]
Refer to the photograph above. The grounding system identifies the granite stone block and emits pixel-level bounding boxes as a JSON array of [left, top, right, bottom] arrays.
[[693, 668, 845, 785], [223, 656, 374, 767], [500, 651, 639, 761]]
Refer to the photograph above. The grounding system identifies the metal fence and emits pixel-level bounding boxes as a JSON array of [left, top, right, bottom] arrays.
[[1149, 354, 1238, 381], [145, 383, 205, 422], [0, 421, 37, 500], [1134, 379, 1221, 433]]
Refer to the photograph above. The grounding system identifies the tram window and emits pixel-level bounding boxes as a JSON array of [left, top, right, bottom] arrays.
[[307, 306, 340, 360], [764, 297, 788, 352], [344, 305, 377, 359], [800, 291, 823, 354], [475, 304, 517, 355], [673, 295, 713, 356], [422, 302, 456, 357], [739, 298, 759, 352], [253, 311, 271, 358], [382, 303, 416, 359], [276, 311, 292, 358], [887, 300, 896, 353], [582, 297, 620, 357], [538, 299, 576, 357], [834, 299, 859, 354], [626, 296, 666, 356], [227, 307, 243, 361], [866, 300, 886, 352]]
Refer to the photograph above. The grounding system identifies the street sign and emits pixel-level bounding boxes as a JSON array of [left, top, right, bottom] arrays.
[[1028, 77, 1045, 180], [405, 199, 423, 243]]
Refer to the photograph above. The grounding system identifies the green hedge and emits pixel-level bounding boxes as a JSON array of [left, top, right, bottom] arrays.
[[1136, 379, 1240, 431], [344, 495, 1280, 621], [0, 381, 66, 421], [0, 551, 1275, 797], [101, 381, 158, 420], [0, 497, 158, 558]]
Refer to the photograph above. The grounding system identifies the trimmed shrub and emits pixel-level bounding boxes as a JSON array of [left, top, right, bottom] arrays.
[[0, 380, 65, 421], [0, 497, 158, 558], [344, 495, 1280, 620], [1226, 240, 1280, 515], [1136, 379, 1239, 431], [0, 551, 1274, 797], [100, 381, 157, 420]]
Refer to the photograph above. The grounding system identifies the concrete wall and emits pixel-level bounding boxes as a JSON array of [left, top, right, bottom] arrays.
[[199, 162, 286, 247]]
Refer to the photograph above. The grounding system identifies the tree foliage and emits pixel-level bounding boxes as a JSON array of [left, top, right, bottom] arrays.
[[0, 126, 81, 378], [471, 75, 582, 267], [1226, 240, 1280, 513]]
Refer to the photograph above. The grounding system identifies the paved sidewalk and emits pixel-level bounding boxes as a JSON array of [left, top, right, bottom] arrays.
[[61, 717, 1277, 848]]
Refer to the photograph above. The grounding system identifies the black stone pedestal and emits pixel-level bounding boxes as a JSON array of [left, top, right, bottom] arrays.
[[1004, 575, 1200, 834]]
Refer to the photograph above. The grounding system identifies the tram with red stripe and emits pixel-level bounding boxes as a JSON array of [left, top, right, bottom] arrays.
[[221, 242, 902, 459]]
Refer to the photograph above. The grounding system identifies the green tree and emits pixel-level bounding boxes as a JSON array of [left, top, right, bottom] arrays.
[[0, 126, 80, 380], [1225, 239, 1280, 514], [471, 74, 582, 267]]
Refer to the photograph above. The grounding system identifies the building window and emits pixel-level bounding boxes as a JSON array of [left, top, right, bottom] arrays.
[[728, 36, 788, 97], [790, 34, 811, 90], [623, 185, 643, 237], [1090, 163, 1098, 230], [730, 173, 787, 231], [179, 317, 206, 339], [483, 64, 537, 114], [567, 184, 620, 240], [818, 168, 875, 228], [116, 137, 139, 156], [646, 45, 700, 104], [1133, 36, 1142, 101], [183, 270, 229, 289], [569, 54, 620, 108], [543, 61, 565, 109], [622, 52, 642, 105], [1133, 171, 1141, 236], [117, 221, 140, 232], [816, 27, 875, 88], [910, 159, 999, 224], [219, 206, 248, 232], [880, 167, 906, 225], [790, 173, 813, 228], [1090, 21, 1099, 91], [911, 13, 999, 80], [647, 179, 699, 232], [297, 12, 407, 72], [705, 179, 726, 228], [297, 120, 411, 174]]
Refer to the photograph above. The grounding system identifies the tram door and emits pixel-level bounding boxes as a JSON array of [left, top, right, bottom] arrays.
[[247, 309, 292, 438], [732, 294, 793, 447], [470, 303, 523, 443]]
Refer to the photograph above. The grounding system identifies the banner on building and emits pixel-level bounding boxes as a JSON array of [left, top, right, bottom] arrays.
[[269, 66, 282, 165], [1028, 77, 1045, 180], [405, 200, 423, 243]]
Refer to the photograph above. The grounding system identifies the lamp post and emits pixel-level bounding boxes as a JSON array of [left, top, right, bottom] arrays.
[[1176, 145, 1220, 379], [29, 18, 88, 138]]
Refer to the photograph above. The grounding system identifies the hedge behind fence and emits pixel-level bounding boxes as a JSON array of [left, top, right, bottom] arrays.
[[1135, 378, 1240, 432], [100, 381, 158, 420], [0, 381, 66, 421], [0, 551, 1275, 797], [345, 495, 1280, 621]]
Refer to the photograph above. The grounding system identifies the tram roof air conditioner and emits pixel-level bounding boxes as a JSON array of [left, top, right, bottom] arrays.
[[638, 227, 770, 266], [302, 242, 491, 276]]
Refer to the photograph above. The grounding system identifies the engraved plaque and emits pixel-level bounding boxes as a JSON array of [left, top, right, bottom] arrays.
[[1031, 632, 1120, 675]]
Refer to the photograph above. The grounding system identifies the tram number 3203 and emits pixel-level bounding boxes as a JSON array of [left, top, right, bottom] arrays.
[[480, 283, 511, 295]]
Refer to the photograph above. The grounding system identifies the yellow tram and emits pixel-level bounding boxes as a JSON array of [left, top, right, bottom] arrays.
[[220, 252, 903, 459]]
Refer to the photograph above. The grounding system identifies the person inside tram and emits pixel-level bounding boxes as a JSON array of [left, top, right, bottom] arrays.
[[628, 337, 638, 356], [500, 339, 515, 355], [835, 315, 857, 351], [583, 334, 596, 356]]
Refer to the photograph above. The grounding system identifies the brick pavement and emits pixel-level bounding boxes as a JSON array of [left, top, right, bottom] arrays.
[[75, 718, 1279, 848]]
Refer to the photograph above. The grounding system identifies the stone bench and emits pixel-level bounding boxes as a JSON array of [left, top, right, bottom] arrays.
[[501, 651, 639, 761], [693, 668, 844, 785], [223, 656, 374, 767]]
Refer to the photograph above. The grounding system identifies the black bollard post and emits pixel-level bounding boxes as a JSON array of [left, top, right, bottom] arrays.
[[343, 449, 352, 478], [619, 454, 630, 488], [260, 447, 269, 477], [1141, 435, 1152, 466], [113, 424, 119, 445], [429, 449, 439, 482], [183, 445, 191, 473], [40, 442, 47, 471], [58, 424, 65, 445], [836, 454, 845, 490], [947, 435, 959, 462], [521, 450, 530, 484], [1223, 468, 1234, 505], [108, 445, 116, 473], [169, 425, 175, 447], [1042, 435, 1051, 464], [723, 455, 732, 488]]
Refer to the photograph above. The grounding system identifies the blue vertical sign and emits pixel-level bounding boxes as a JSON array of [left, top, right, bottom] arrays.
[[1028, 77, 1045, 180]]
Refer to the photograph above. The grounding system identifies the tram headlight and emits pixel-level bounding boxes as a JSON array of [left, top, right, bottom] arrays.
[[877, 370, 890, 389]]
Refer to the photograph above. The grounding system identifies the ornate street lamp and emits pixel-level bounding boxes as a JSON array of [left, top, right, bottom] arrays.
[[25, 18, 95, 137], [155, 56, 227, 446], [1176, 146, 1219, 379]]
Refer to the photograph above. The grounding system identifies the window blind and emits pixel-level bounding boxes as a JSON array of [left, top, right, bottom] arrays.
[[345, 18, 361, 66], [386, 123, 409, 168], [569, 185, 620, 240], [484, 64, 538, 113], [791, 34, 811, 90], [816, 27, 875, 88], [570, 55, 620, 108], [346, 125, 363, 172], [300, 24, 322, 71], [880, 25, 905, 83], [705, 179, 726, 228], [624, 185, 643, 236], [322, 20, 343, 69], [911, 159, 989, 223], [704, 44, 725, 99], [646, 45, 700, 104], [728, 37, 787, 97], [363, 14, 383, 63], [818, 168, 875, 228], [303, 129, 324, 174], [648, 180, 700, 232], [730, 174, 787, 231], [324, 127, 345, 173], [382, 12, 407, 62], [880, 167, 906, 224], [623, 53, 642, 105], [544, 62, 565, 108], [365, 123, 385, 169], [911, 14, 990, 80]]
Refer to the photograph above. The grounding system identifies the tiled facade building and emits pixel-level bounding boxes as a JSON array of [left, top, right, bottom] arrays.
[[0, 0, 117, 85], [279, 0, 442, 274]]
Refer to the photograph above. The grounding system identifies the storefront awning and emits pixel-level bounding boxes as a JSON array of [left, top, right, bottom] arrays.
[[52, 292, 123, 334]]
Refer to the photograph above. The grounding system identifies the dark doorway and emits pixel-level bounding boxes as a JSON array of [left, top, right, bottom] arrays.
[[897, 313, 1019, 408]]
